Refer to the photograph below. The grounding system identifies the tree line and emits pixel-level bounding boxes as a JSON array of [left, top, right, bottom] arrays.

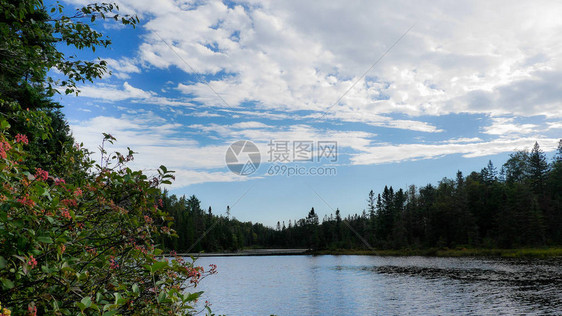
[[162, 141, 562, 251]]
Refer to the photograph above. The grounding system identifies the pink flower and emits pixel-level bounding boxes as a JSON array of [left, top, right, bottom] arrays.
[[61, 199, 77, 207], [28, 255, 37, 269], [28, 305, 37, 316], [144, 215, 153, 224], [34, 168, 48, 181], [134, 245, 148, 254], [0, 140, 11, 159], [55, 178, 66, 186], [109, 256, 119, 270], [15, 134, 29, 144], [17, 194, 35, 207], [209, 264, 217, 274], [73, 188, 83, 197], [86, 247, 97, 255], [60, 209, 72, 220]]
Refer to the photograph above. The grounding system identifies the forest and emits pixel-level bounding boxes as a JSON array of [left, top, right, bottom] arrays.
[[162, 141, 562, 252]]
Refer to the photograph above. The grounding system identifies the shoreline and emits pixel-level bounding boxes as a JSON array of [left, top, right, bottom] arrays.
[[178, 247, 562, 258], [180, 248, 309, 257], [311, 247, 562, 258]]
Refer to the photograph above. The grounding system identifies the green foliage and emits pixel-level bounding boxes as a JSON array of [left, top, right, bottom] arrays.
[[1, 100, 74, 176], [0, 121, 216, 314], [0, 1, 217, 314], [0, 0, 138, 100]]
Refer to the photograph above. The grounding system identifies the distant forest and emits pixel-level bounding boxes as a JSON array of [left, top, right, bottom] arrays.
[[161, 141, 562, 252]]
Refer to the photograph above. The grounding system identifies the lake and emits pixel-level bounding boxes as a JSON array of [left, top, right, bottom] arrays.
[[194, 255, 562, 315]]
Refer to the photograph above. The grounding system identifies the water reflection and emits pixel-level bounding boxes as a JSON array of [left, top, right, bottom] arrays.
[[195, 255, 562, 315]]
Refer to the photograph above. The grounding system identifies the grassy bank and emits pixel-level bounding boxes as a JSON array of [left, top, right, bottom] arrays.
[[311, 247, 562, 258]]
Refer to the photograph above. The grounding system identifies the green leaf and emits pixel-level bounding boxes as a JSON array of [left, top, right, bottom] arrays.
[[113, 293, 120, 305], [150, 260, 168, 273], [157, 291, 166, 303], [77, 302, 86, 311], [184, 291, 203, 302], [0, 256, 6, 269], [41, 264, 51, 273], [46, 216, 55, 224], [1, 278, 14, 289], [81, 296, 92, 308], [37, 236, 53, 244], [0, 119, 10, 130], [96, 292, 103, 303]]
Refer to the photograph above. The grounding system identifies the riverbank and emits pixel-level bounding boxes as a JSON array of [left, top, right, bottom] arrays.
[[311, 247, 562, 257], [181, 248, 309, 257], [180, 247, 562, 258]]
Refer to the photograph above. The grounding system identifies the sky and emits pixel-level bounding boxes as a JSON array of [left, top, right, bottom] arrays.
[[51, 0, 562, 227]]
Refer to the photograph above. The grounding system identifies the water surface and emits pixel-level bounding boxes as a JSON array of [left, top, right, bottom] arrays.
[[195, 255, 562, 315]]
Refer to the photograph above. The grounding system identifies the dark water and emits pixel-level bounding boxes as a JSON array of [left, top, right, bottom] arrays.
[[194, 255, 562, 315]]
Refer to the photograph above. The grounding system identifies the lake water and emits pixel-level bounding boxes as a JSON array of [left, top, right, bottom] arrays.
[[194, 255, 562, 315]]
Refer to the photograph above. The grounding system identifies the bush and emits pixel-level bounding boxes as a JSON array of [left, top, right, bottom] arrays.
[[0, 110, 215, 315]]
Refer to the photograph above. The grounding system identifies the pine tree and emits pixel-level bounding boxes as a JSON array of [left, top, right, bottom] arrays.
[[529, 142, 548, 194], [368, 190, 376, 219], [482, 160, 497, 183]]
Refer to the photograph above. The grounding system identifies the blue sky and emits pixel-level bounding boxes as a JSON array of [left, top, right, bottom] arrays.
[[52, 0, 562, 226]]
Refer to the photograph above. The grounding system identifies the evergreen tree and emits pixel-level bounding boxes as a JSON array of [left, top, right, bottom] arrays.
[[482, 160, 497, 183], [503, 150, 530, 184], [528, 142, 549, 194], [368, 190, 376, 219]]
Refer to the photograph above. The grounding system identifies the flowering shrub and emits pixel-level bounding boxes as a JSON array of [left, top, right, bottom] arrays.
[[0, 112, 216, 314]]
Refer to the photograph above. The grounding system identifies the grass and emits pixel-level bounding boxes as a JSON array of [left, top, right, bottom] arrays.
[[311, 247, 562, 258]]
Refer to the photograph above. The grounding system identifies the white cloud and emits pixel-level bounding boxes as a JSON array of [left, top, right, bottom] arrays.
[[79, 82, 154, 101], [76, 82, 197, 107], [188, 110, 223, 118], [114, 0, 562, 122], [351, 137, 561, 165], [444, 137, 483, 144], [104, 58, 141, 79], [69, 114, 264, 187], [188, 122, 375, 152], [547, 121, 562, 130], [172, 169, 254, 187], [65, 0, 562, 124], [482, 117, 539, 135]]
